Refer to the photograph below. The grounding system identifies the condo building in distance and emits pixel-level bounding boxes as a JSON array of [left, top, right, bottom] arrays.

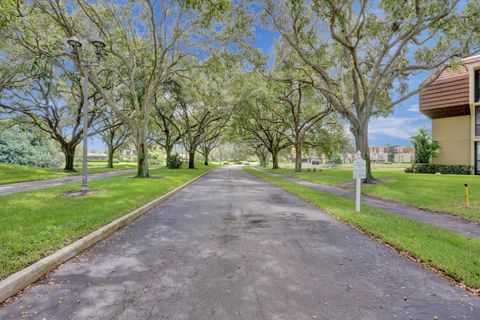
[[419, 55, 480, 174]]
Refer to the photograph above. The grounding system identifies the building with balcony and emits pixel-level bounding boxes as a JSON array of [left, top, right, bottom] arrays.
[[419, 55, 480, 173], [369, 146, 389, 163]]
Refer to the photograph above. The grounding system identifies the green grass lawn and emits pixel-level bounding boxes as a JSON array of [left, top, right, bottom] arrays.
[[263, 167, 480, 222], [0, 164, 74, 184], [0, 163, 215, 279], [79, 161, 139, 174], [0, 162, 139, 185], [245, 167, 480, 289]]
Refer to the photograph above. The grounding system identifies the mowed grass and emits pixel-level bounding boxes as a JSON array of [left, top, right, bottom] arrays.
[[0, 164, 74, 184], [265, 167, 480, 222], [0, 162, 138, 184], [79, 161, 139, 174], [245, 167, 480, 289], [0, 164, 214, 279]]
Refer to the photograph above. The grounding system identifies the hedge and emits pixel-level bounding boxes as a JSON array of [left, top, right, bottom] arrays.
[[410, 163, 474, 175]]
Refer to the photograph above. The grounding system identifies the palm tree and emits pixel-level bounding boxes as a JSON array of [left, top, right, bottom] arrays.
[[410, 127, 440, 164]]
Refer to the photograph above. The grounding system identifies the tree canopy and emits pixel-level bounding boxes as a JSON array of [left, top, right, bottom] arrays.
[[0, 0, 479, 174]]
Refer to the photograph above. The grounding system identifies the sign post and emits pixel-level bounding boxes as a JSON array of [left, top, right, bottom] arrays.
[[353, 151, 366, 213]]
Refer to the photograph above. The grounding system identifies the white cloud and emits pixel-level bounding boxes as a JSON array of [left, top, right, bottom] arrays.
[[368, 116, 429, 140], [407, 104, 419, 112]]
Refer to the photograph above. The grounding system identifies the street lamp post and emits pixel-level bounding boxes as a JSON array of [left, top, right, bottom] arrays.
[[67, 36, 106, 192]]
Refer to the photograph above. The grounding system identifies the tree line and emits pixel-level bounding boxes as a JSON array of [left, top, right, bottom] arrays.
[[1, 0, 479, 181]]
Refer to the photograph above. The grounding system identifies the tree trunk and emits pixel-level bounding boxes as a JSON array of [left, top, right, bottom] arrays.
[[294, 144, 302, 172], [136, 128, 149, 177], [165, 144, 173, 161], [188, 151, 195, 169], [353, 123, 373, 183], [107, 145, 114, 168], [256, 152, 267, 167], [61, 144, 76, 171], [260, 157, 266, 167], [271, 151, 279, 169], [204, 150, 210, 166]]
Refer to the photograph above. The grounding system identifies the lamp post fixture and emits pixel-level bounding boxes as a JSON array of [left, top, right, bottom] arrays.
[[67, 36, 106, 192]]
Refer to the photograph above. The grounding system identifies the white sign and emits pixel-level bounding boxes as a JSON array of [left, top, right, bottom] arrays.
[[353, 159, 366, 179], [353, 151, 365, 213]]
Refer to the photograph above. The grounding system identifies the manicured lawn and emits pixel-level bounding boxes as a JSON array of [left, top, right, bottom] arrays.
[[264, 167, 353, 186], [79, 161, 139, 174], [0, 164, 74, 184], [245, 167, 480, 289], [0, 162, 138, 185], [0, 164, 215, 279], [264, 167, 480, 222]]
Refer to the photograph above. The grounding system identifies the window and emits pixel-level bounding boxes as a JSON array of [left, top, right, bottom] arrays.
[[476, 70, 480, 103]]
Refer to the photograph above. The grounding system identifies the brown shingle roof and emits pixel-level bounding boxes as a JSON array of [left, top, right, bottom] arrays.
[[419, 55, 479, 119]]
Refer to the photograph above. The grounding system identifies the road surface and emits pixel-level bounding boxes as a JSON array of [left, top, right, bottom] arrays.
[[1, 166, 478, 319]]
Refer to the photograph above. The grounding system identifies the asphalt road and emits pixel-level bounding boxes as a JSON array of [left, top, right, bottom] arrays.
[[1, 166, 479, 319], [0, 169, 136, 195]]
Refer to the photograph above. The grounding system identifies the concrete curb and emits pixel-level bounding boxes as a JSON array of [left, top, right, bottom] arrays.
[[0, 168, 215, 303]]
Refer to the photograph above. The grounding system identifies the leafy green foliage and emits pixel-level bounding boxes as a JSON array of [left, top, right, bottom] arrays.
[[262, 0, 480, 180], [330, 154, 342, 165], [166, 153, 183, 169], [0, 0, 15, 28], [0, 125, 63, 168], [413, 164, 473, 175], [410, 127, 440, 164]]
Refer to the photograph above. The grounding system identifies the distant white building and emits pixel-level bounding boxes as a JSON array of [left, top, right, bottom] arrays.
[[87, 152, 108, 161], [369, 145, 414, 163]]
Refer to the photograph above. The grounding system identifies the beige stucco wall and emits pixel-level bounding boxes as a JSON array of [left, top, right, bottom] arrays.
[[432, 115, 471, 165]]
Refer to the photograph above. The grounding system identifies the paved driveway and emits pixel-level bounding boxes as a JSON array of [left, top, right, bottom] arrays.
[[1, 166, 478, 319]]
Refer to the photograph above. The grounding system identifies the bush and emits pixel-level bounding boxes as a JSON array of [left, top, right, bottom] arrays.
[[404, 167, 414, 173], [166, 153, 183, 169], [0, 125, 63, 168], [330, 154, 342, 165], [412, 163, 473, 175], [410, 127, 440, 163]]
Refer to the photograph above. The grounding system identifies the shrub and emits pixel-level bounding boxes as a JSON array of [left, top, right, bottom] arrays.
[[410, 127, 440, 163], [330, 154, 342, 165], [412, 163, 473, 175], [166, 154, 183, 169], [0, 125, 63, 168], [404, 167, 414, 173]]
